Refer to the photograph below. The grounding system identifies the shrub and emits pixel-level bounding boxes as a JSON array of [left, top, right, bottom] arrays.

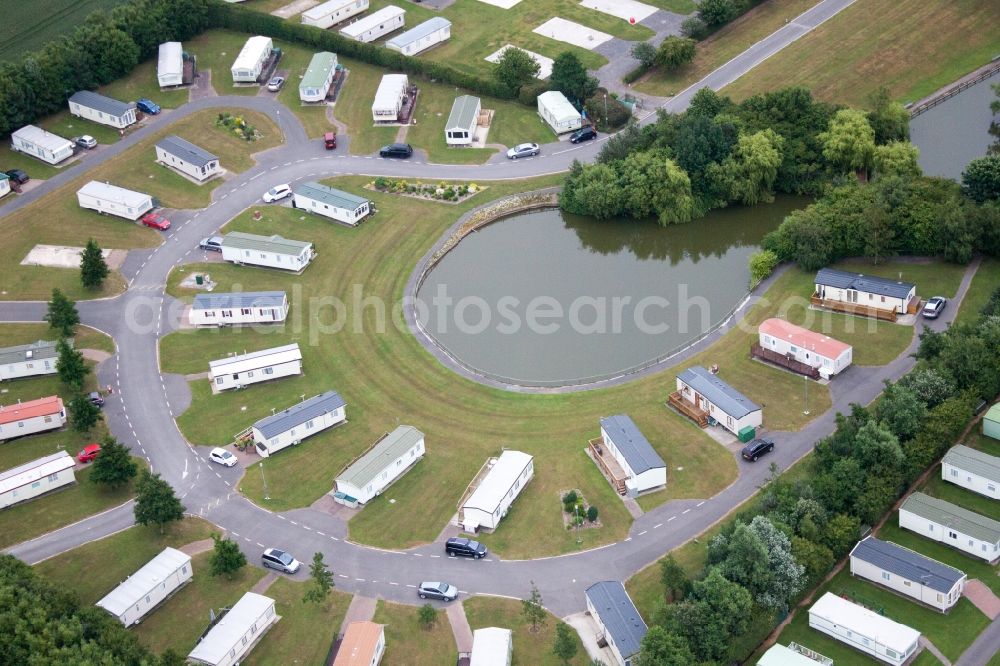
[[631, 42, 658, 69], [748, 250, 779, 287], [681, 16, 709, 40], [623, 64, 648, 85], [587, 506, 599, 522], [655, 37, 697, 70], [562, 490, 578, 505], [584, 89, 631, 132]]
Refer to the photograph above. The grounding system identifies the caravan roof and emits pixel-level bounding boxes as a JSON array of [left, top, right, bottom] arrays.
[[372, 74, 408, 111], [158, 42, 183, 78], [96, 547, 191, 616], [12, 125, 74, 153], [157, 135, 217, 168], [209, 344, 302, 377], [295, 181, 368, 210], [78, 181, 151, 209], [253, 391, 346, 439], [192, 291, 287, 312], [232, 36, 273, 72], [943, 444, 1000, 485], [340, 5, 405, 38], [599, 415, 665, 474], [677, 366, 761, 419], [301, 52, 338, 90], [462, 450, 533, 514], [446, 95, 480, 131], [221, 232, 312, 255], [188, 592, 274, 664], [0, 451, 74, 495], [386, 17, 451, 49], [69, 90, 132, 118], [809, 592, 920, 654], [337, 426, 423, 490], [0, 339, 60, 366], [0, 395, 64, 426]]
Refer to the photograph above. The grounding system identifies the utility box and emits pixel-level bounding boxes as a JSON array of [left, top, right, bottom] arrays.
[[738, 426, 756, 443]]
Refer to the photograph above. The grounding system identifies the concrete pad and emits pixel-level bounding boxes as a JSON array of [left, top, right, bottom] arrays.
[[485, 45, 554, 80], [965, 579, 1000, 620], [533, 17, 613, 50], [580, 0, 658, 22], [339, 596, 378, 637], [474, 0, 522, 8], [564, 612, 617, 665], [21, 244, 121, 270], [446, 601, 474, 653], [271, 0, 318, 18], [251, 572, 279, 595]]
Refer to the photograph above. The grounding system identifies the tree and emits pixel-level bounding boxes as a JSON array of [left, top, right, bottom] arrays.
[[522, 581, 546, 633], [791, 536, 834, 584], [658, 555, 690, 602], [665, 568, 753, 662], [617, 151, 695, 225], [863, 205, 896, 264], [417, 603, 437, 630], [80, 238, 109, 289], [680, 16, 709, 40], [867, 88, 910, 143], [303, 552, 335, 604], [46, 288, 79, 337], [698, 0, 748, 26], [899, 368, 955, 409], [56, 338, 89, 390], [491, 47, 540, 92], [873, 141, 920, 178], [552, 622, 578, 664], [875, 381, 926, 440], [134, 470, 185, 533], [822, 513, 861, 556], [631, 42, 658, 69], [655, 37, 696, 70], [586, 505, 599, 522], [749, 250, 779, 287], [712, 516, 804, 610], [724, 128, 784, 205], [90, 435, 136, 489], [550, 52, 597, 105], [68, 393, 102, 432], [560, 161, 625, 219], [819, 108, 876, 175], [962, 155, 1000, 202], [637, 626, 694, 666], [209, 533, 247, 579]]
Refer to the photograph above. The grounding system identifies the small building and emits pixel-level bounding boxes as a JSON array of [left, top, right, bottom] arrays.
[[334, 425, 424, 504], [460, 450, 533, 533], [157, 42, 184, 87], [0, 395, 66, 441], [220, 232, 315, 272], [76, 180, 154, 221], [537, 91, 582, 135], [757, 318, 852, 379], [942, 444, 1000, 500], [470, 627, 512, 666], [445, 95, 480, 146], [899, 492, 1000, 562], [0, 339, 61, 381], [68, 90, 136, 129], [585, 581, 646, 666], [386, 17, 451, 56], [299, 51, 338, 103], [293, 181, 371, 226], [95, 547, 193, 626], [231, 36, 273, 83], [673, 366, 762, 436], [155, 135, 220, 182], [850, 536, 966, 612], [302, 0, 369, 29], [251, 391, 347, 458], [591, 415, 666, 496], [0, 451, 75, 509], [808, 592, 920, 665], [10, 125, 75, 165], [813, 268, 917, 318], [371, 74, 409, 123], [0, 173, 9, 198], [188, 592, 277, 666], [984, 403, 1000, 441], [757, 643, 832, 666], [333, 621, 385, 666], [190, 291, 289, 327], [339, 5, 406, 43], [208, 343, 302, 393]]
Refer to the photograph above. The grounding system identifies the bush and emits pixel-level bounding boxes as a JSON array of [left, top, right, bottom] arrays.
[[681, 16, 709, 40], [587, 506, 599, 522], [748, 250, 779, 287], [655, 37, 697, 70], [518, 80, 549, 107], [623, 64, 649, 85], [562, 490, 578, 505], [631, 42, 658, 69], [698, 0, 750, 26], [584, 88, 631, 132]]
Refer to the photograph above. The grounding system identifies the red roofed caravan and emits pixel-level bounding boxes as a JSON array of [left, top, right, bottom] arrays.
[[758, 318, 853, 380], [0, 395, 67, 441]]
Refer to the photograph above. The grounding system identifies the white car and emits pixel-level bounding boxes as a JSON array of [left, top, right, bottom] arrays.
[[209, 447, 238, 467], [262, 184, 292, 203], [507, 143, 540, 159]]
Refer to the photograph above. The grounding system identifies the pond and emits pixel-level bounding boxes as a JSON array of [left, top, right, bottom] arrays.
[[415, 197, 805, 386]]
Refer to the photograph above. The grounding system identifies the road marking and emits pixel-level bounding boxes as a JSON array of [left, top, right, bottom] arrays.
[[667, 516, 676, 522], [625, 537, 632, 542], [430, 555, 440, 558], [257, 542, 264, 547], [302, 525, 312, 531], [232, 531, 239, 537], [355, 578, 365, 582], [289, 520, 299, 526], [406, 584, 417, 588], [389, 582, 399, 586], [638, 530, 647, 536], [215, 472, 221, 478], [317, 530, 326, 536], [697, 501, 705, 507], [277, 515, 286, 520], [250, 172, 264, 180], [654, 523, 663, 529], [339, 574, 349, 579], [413, 553, 422, 557], [244, 537, 251, 542], [459, 590, 469, 594], [681, 509, 690, 514]]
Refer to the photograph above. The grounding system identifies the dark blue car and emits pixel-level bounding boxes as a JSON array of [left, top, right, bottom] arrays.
[[136, 98, 160, 115]]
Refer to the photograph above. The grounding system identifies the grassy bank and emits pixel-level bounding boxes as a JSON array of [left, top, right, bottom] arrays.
[[463, 596, 589, 666], [956, 259, 1000, 325]]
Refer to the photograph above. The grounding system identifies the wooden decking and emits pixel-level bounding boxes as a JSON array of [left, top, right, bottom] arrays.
[[588, 437, 627, 495], [668, 391, 709, 428], [750, 343, 820, 379], [810, 294, 898, 321]]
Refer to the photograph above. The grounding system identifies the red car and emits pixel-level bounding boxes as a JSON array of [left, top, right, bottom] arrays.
[[141, 211, 171, 230], [77, 443, 101, 463]]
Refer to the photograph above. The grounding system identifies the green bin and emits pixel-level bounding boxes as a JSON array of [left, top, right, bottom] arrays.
[[737, 426, 756, 443], [195, 274, 203, 285]]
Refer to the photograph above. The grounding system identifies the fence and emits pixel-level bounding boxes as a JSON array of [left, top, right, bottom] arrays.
[[909, 60, 1000, 118]]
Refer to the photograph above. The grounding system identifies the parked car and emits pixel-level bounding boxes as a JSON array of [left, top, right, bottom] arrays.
[[262, 184, 292, 203], [88, 391, 105, 408], [5, 169, 29, 185], [741, 437, 775, 462], [418, 581, 458, 601], [922, 296, 947, 319], [379, 143, 412, 158], [74, 135, 97, 149], [445, 537, 487, 559], [141, 211, 171, 230], [570, 125, 597, 144], [77, 443, 101, 463], [261, 548, 301, 574], [266, 76, 285, 92], [209, 447, 238, 467], [506, 142, 540, 159], [199, 236, 223, 252], [136, 98, 161, 115], [323, 132, 337, 150]]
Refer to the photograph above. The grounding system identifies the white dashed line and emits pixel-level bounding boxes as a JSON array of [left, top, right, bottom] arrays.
[[339, 574, 349, 579], [413, 554, 422, 557], [681, 509, 690, 514], [389, 582, 399, 586], [638, 530, 647, 536], [697, 501, 706, 507], [654, 523, 663, 529], [257, 542, 265, 547], [430, 555, 440, 558], [667, 516, 676, 522], [406, 584, 417, 588], [317, 530, 325, 536], [289, 520, 298, 526], [355, 578, 365, 582], [302, 525, 312, 531]]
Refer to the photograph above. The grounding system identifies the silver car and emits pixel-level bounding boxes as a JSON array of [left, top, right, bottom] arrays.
[[262, 548, 300, 573], [506, 142, 540, 159], [418, 581, 458, 601]]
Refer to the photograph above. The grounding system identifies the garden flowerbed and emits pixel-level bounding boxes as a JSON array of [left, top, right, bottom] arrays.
[[215, 112, 262, 142], [367, 177, 486, 204], [560, 490, 602, 530]]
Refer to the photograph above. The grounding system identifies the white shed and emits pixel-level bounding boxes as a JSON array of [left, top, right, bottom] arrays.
[[155, 135, 220, 181], [10, 125, 74, 165], [251, 391, 347, 457], [231, 36, 273, 83], [585, 581, 646, 666], [299, 51, 338, 103], [537, 91, 582, 135], [460, 450, 533, 532], [596, 415, 666, 496], [371, 74, 408, 123], [0, 451, 75, 509], [0, 173, 9, 199], [293, 181, 371, 225], [445, 95, 480, 146], [221, 232, 315, 272], [899, 492, 1000, 563], [209, 343, 302, 393], [808, 592, 920, 665], [157, 42, 184, 87], [674, 365, 762, 436], [302, 0, 369, 29], [386, 17, 451, 56], [941, 444, 1000, 500], [68, 90, 137, 129], [339, 5, 406, 43], [188, 592, 278, 666], [0, 339, 61, 381], [190, 291, 289, 327], [95, 547, 193, 626], [758, 318, 852, 379], [76, 180, 154, 221], [470, 627, 512, 666], [335, 426, 424, 504], [0, 395, 67, 441], [849, 536, 966, 612]]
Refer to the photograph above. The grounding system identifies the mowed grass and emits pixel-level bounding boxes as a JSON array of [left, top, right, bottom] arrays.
[[99, 58, 189, 110], [273, 41, 339, 139], [335, 58, 409, 155], [187, 29, 275, 97], [463, 596, 589, 666], [722, 0, 1000, 107], [373, 600, 454, 666], [920, 472, 1000, 522], [956, 259, 1000, 325], [0, 0, 130, 62]]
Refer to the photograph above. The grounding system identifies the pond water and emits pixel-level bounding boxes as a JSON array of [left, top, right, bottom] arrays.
[[416, 197, 804, 386]]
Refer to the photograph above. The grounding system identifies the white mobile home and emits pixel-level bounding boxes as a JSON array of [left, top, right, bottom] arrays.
[[808, 592, 920, 665], [76, 181, 154, 221], [333, 621, 385, 666], [339, 5, 405, 43], [470, 627, 512, 666], [299, 52, 338, 103], [293, 181, 371, 225], [335, 426, 424, 504], [155, 135, 220, 182], [445, 95, 480, 146], [0, 173, 9, 199], [942, 444, 1000, 500], [460, 450, 533, 532], [0, 451, 75, 509], [190, 292, 289, 327], [221, 232, 315, 272], [231, 36, 273, 83], [386, 17, 451, 56], [0, 339, 61, 381], [674, 365, 762, 436], [537, 91, 582, 134], [208, 343, 302, 393], [95, 547, 193, 626], [595, 415, 666, 496], [0, 395, 66, 441], [302, 0, 369, 29], [157, 42, 184, 87], [585, 581, 646, 666], [850, 536, 966, 612], [188, 592, 277, 666], [757, 644, 833, 666], [251, 391, 347, 458], [899, 492, 1000, 563], [68, 90, 136, 129], [371, 74, 408, 123], [758, 318, 853, 379], [10, 125, 74, 165], [814, 268, 917, 316]]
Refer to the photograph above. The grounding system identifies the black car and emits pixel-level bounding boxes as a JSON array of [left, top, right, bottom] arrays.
[[88, 391, 105, 408], [379, 143, 413, 158], [445, 537, 487, 559], [741, 437, 775, 462], [5, 169, 29, 185], [570, 125, 597, 144]]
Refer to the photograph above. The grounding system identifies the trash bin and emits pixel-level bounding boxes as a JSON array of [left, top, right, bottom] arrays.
[[737, 426, 756, 443], [195, 274, 203, 286]]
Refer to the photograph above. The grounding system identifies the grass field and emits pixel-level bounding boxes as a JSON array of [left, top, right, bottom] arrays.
[[99, 58, 190, 110], [0, 0, 130, 62], [463, 596, 589, 666], [956, 259, 1000, 325], [372, 600, 454, 666]]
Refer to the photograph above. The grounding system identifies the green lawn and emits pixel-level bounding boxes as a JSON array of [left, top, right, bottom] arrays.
[[0, 144, 68, 183], [956, 258, 1000, 325], [273, 41, 338, 139], [39, 109, 126, 146], [833, 259, 968, 300], [335, 58, 409, 155], [0, 322, 114, 354], [99, 58, 189, 110], [372, 600, 454, 666], [463, 596, 589, 666], [186, 30, 271, 97], [963, 431, 1000, 459], [920, 473, 1000, 522]]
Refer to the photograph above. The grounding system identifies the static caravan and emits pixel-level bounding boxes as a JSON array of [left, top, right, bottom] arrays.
[[188, 592, 277, 666], [674, 365, 762, 436], [0, 339, 61, 381], [208, 343, 302, 393], [221, 232, 315, 272], [293, 181, 371, 226], [0, 395, 66, 441], [251, 391, 347, 458], [595, 415, 666, 496], [585, 581, 646, 666], [155, 135, 220, 182], [899, 492, 1000, 562], [302, 0, 369, 30], [757, 643, 833, 666], [371, 74, 408, 123], [445, 95, 480, 146], [537, 91, 582, 134], [76, 180, 154, 221], [10, 125, 74, 165], [460, 450, 533, 532], [470, 627, 512, 666], [339, 5, 405, 43], [942, 444, 1000, 499], [68, 90, 136, 129], [849, 536, 966, 612], [190, 292, 289, 327], [335, 426, 424, 504], [386, 17, 451, 56], [299, 52, 338, 103], [985, 403, 1000, 441], [333, 621, 385, 666], [758, 318, 852, 379], [231, 36, 273, 83], [0, 173, 9, 198], [814, 268, 917, 316], [0, 451, 75, 509], [808, 592, 920, 665], [157, 42, 184, 87], [95, 547, 193, 626]]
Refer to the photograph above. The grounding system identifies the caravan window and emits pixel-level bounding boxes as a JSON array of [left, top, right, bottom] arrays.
[[264, 367, 274, 375]]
